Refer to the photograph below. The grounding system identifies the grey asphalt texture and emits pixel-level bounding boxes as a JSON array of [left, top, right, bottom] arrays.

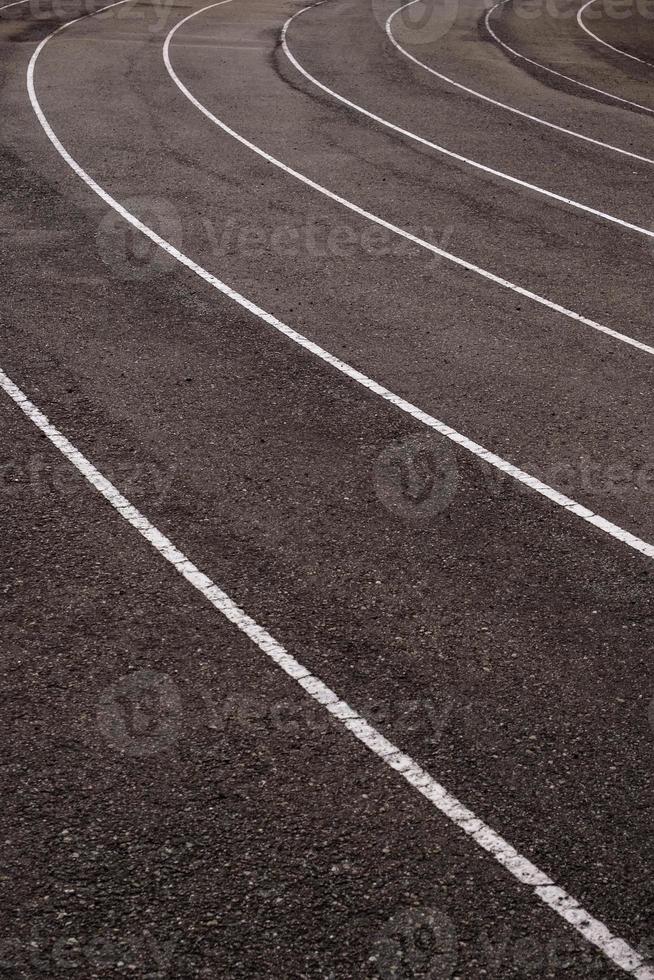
[[1, 0, 653, 976]]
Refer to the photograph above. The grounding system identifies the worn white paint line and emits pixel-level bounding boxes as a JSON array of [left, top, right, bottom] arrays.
[[282, 5, 654, 240], [486, 0, 654, 114], [0, 0, 29, 11], [165, 7, 654, 357], [578, 0, 654, 69], [20, 5, 654, 974], [2, 369, 653, 980], [385, 0, 654, 166], [28, 0, 654, 561]]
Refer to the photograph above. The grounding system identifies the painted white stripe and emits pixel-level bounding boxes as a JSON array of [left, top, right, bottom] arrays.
[[578, 0, 654, 69], [164, 7, 654, 357], [19, 7, 654, 972], [0, 0, 29, 10], [27, 0, 654, 563], [486, 0, 654, 114], [1, 369, 653, 980], [281, 5, 654, 241], [385, 0, 654, 166]]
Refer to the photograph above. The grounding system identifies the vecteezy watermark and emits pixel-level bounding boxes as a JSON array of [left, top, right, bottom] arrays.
[[202, 691, 455, 741], [97, 204, 455, 278], [202, 214, 455, 272], [475, 455, 654, 501], [0, 928, 178, 976], [374, 433, 459, 525], [371, 908, 457, 979], [96, 197, 182, 281], [372, 0, 460, 47], [97, 670, 183, 757], [648, 695, 654, 737], [0, 454, 176, 503], [368, 0, 654, 47], [469, 925, 609, 974], [370, 909, 621, 976], [511, 0, 654, 19], [1, 0, 179, 31], [95, 673, 455, 759]]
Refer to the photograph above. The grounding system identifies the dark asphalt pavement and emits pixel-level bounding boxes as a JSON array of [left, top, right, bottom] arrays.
[[1, 0, 653, 976]]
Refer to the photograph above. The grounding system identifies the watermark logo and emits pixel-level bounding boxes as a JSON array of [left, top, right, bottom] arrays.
[[0, 927, 178, 976], [648, 695, 654, 737], [97, 670, 182, 757], [373, 0, 460, 48], [202, 213, 454, 272], [0, 454, 175, 503], [374, 433, 459, 524], [96, 197, 181, 281], [372, 908, 457, 979], [1, 0, 178, 32]]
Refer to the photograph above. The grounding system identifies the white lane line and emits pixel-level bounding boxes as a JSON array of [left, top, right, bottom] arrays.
[[27, 0, 654, 563], [578, 0, 654, 69], [3, 371, 654, 980], [169, 8, 654, 359], [281, 6, 654, 242], [20, 9, 654, 971], [486, 0, 654, 114], [385, 0, 654, 166], [164, 9, 654, 357], [0, 0, 30, 10]]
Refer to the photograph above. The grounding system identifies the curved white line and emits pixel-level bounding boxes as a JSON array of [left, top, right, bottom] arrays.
[[4, 334, 654, 980], [24, 0, 654, 550], [0, 0, 30, 11], [385, 0, 654, 166], [22, 7, 654, 976], [281, 6, 654, 241], [163, 4, 654, 545], [486, 0, 654, 114], [578, 0, 654, 69], [161, 9, 654, 357]]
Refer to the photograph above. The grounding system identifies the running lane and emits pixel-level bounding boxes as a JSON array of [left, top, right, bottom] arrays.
[[383, 0, 654, 153], [488, 0, 654, 106], [2, 0, 654, 976], [154, 0, 654, 539], [281, 0, 654, 237]]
